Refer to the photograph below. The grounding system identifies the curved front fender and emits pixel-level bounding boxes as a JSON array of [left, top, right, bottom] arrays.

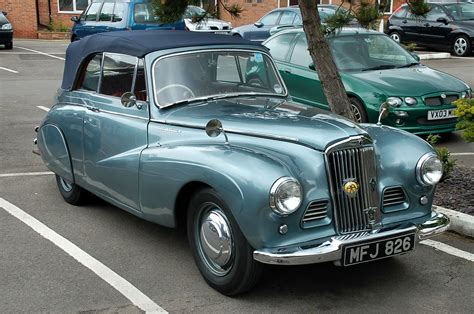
[[139, 144, 292, 229]]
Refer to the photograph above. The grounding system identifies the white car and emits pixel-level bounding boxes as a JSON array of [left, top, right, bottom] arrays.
[[184, 5, 231, 33]]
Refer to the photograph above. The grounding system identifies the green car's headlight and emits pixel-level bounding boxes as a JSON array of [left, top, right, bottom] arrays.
[[417, 153, 443, 185], [269, 177, 302, 215], [404, 97, 417, 106], [386, 97, 402, 107]]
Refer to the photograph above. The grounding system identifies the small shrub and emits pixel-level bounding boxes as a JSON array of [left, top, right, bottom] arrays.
[[426, 134, 456, 181], [453, 98, 474, 142], [402, 43, 417, 52]]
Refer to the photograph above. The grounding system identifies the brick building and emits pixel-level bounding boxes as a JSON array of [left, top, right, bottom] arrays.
[[0, 0, 405, 39]]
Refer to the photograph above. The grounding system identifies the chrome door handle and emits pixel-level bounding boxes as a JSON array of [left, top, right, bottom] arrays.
[[86, 105, 99, 112]]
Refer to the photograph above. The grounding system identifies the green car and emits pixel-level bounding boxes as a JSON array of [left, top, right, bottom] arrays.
[[263, 28, 472, 134]]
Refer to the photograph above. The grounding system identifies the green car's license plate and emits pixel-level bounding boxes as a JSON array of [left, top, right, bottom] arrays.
[[427, 109, 455, 120], [343, 233, 415, 266]]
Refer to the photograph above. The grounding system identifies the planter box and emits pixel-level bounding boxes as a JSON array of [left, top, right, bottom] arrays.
[[37, 31, 71, 40]]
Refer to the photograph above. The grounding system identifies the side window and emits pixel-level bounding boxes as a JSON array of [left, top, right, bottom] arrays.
[[113, 2, 124, 22], [294, 13, 302, 24], [289, 35, 312, 68], [260, 11, 280, 25], [99, 2, 114, 22], [79, 54, 102, 91], [392, 6, 408, 18], [216, 55, 241, 82], [264, 33, 295, 61], [134, 3, 159, 23], [425, 5, 447, 21], [100, 53, 137, 97], [279, 11, 296, 25], [85, 2, 101, 21]]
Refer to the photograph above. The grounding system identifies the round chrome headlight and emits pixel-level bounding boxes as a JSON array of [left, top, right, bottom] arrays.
[[416, 153, 443, 185], [269, 177, 302, 215], [386, 97, 402, 107], [404, 97, 417, 106]]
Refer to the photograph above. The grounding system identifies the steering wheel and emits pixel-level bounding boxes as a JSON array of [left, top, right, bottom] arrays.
[[156, 84, 195, 103]]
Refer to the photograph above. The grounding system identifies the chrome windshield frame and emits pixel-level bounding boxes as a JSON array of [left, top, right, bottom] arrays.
[[151, 48, 288, 109]]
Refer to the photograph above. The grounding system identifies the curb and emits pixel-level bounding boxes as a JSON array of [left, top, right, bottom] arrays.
[[417, 52, 451, 60], [433, 205, 474, 238]]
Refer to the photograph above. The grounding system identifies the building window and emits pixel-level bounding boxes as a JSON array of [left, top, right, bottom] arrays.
[[58, 0, 91, 13], [382, 0, 395, 15]]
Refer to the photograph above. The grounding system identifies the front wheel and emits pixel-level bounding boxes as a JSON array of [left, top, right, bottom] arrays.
[[349, 97, 368, 123], [187, 188, 263, 295], [452, 35, 471, 57], [55, 175, 87, 205], [389, 31, 401, 43]]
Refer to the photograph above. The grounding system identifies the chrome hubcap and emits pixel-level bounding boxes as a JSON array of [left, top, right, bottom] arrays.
[[390, 33, 400, 43], [350, 103, 362, 123], [197, 205, 234, 276], [59, 177, 73, 192], [454, 38, 467, 55]]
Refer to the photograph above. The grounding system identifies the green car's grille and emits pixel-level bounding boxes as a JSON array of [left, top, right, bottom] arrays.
[[424, 94, 458, 106], [326, 143, 380, 234]]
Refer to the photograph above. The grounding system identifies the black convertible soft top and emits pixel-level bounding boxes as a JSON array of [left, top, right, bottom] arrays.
[[61, 30, 263, 90]]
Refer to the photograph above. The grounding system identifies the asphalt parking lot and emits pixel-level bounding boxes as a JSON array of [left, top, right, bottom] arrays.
[[0, 40, 473, 313]]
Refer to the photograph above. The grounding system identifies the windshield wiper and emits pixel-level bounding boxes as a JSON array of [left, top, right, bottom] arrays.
[[397, 62, 420, 68], [362, 65, 397, 72]]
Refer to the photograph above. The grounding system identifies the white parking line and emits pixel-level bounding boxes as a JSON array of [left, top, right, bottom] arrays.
[[37, 106, 50, 112], [16, 46, 65, 61], [0, 172, 53, 178], [0, 66, 18, 73], [451, 153, 474, 156], [0, 198, 167, 313], [421, 239, 474, 262]]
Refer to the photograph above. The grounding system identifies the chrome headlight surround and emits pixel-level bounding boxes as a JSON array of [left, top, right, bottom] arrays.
[[269, 177, 303, 216], [386, 97, 402, 107], [416, 153, 443, 185]]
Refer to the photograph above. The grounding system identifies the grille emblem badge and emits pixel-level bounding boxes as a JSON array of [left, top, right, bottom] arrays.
[[343, 179, 359, 198], [440, 94, 446, 99]]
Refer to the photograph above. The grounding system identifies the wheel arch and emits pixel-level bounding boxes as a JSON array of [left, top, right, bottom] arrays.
[[174, 181, 212, 230]]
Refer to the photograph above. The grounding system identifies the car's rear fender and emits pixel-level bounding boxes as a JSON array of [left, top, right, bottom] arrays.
[[37, 124, 74, 182]]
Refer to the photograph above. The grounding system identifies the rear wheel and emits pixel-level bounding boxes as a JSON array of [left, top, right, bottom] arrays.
[[187, 188, 263, 295], [349, 97, 368, 123], [55, 175, 87, 205], [452, 35, 471, 57], [389, 31, 401, 43]]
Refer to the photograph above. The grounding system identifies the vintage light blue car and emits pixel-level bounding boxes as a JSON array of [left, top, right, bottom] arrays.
[[36, 30, 450, 295]]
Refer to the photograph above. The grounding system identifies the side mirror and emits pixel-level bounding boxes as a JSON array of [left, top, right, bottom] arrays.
[[71, 16, 79, 23], [436, 17, 448, 24], [377, 103, 390, 125], [308, 63, 316, 71], [205, 119, 229, 144], [121, 92, 142, 109], [254, 21, 263, 28], [411, 53, 420, 62]]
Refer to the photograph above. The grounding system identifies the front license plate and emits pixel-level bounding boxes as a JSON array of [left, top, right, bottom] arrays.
[[427, 109, 455, 120], [343, 233, 415, 266]]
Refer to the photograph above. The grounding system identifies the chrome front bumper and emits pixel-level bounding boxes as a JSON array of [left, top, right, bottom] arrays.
[[253, 212, 450, 265]]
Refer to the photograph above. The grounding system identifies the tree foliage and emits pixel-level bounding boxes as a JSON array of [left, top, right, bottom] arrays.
[[453, 98, 474, 142]]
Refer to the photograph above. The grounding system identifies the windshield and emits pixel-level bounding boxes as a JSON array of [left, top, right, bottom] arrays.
[[329, 34, 418, 72], [444, 3, 474, 21], [153, 50, 286, 107], [184, 6, 212, 19]]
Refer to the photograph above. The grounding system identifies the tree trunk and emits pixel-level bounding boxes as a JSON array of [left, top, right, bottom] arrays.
[[298, 0, 355, 121]]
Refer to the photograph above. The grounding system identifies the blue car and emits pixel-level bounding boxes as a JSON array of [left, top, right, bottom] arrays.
[[70, 0, 185, 41], [231, 5, 354, 42], [36, 30, 449, 295]]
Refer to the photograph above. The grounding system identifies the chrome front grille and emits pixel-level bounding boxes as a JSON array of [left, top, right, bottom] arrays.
[[326, 139, 380, 234], [302, 200, 328, 224], [424, 94, 458, 106], [383, 187, 406, 207]]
